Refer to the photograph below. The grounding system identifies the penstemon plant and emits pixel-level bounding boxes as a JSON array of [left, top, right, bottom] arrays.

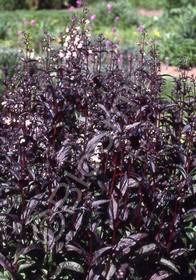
[[0, 2, 196, 280]]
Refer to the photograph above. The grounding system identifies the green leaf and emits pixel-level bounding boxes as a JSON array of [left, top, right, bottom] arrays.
[[184, 226, 196, 242], [18, 262, 35, 272], [183, 209, 196, 222]]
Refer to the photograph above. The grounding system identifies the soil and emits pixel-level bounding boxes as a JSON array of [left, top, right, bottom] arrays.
[[138, 9, 196, 78]]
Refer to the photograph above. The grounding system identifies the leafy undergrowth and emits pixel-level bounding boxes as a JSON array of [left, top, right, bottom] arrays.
[[0, 4, 196, 280]]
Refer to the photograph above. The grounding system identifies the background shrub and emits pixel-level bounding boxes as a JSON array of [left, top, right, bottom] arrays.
[[0, 0, 15, 10], [92, 0, 138, 28], [0, 0, 26, 10], [37, 0, 62, 9], [0, 47, 21, 78], [165, 0, 195, 10]]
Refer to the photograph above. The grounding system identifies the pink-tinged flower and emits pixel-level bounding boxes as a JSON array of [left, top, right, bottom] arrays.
[[114, 32, 118, 36], [7, 28, 10, 32], [137, 25, 144, 32], [106, 40, 110, 47], [115, 16, 119, 21], [31, 19, 36, 25], [117, 59, 121, 65], [120, 54, 124, 60], [140, 25, 144, 30], [24, 20, 29, 27], [91, 14, 96, 21], [165, 56, 169, 61], [69, 6, 74, 12], [112, 26, 116, 31], [18, 30, 22, 35], [107, 3, 112, 10], [76, 0, 81, 8], [127, 53, 131, 60]]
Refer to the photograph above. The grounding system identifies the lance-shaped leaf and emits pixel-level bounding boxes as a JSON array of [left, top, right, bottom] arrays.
[[88, 264, 105, 280], [125, 121, 141, 131], [0, 253, 12, 271], [85, 132, 107, 154], [65, 244, 83, 255], [92, 246, 112, 265], [109, 195, 118, 230], [52, 261, 85, 278], [135, 243, 156, 256], [150, 270, 172, 280], [182, 208, 196, 222], [170, 248, 194, 259], [160, 258, 180, 275], [106, 263, 116, 280], [92, 199, 109, 210], [14, 244, 43, 264], [116, 233, 148, 254]]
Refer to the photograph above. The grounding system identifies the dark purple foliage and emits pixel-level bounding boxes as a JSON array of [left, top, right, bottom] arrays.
[[0, 4, 196, 280]]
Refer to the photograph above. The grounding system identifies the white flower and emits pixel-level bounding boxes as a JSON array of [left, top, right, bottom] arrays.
[[85, 19, 90, 24], [78, 42, 83, 49], [30, 49, 35, 59], [20, 138, 25, 144], [73, 52, 77, 58], [74, 35, 80, 45], [65, 50, 71, 60], [36, 56, 42, 62], [3, 117, 12, 125], [66, 27, 69, 32], [64, 41, 69, 48], [58, 51, 65, 59], [63, 36, 71, 48], [1, 101, 7, 106], [50, 72, 57, 77], [25, 120, 31, 127]]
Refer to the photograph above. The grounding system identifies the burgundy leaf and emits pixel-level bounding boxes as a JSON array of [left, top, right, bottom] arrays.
[[109, 195, 118, 230], [65, 245, 83, 255], [150, 270, 172, 280], [170, 248, 194, 259], [92, 246, 112, 265], [92, 199, 109, 210], [85, 132, 107, 153], [0, 252, 12, 271], [116, 233, 148, 254]]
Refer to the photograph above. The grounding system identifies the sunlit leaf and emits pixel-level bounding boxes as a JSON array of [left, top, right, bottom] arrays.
[[160, 258, 180, 274], [53, 261, 85, 277], [150, 270, 172, 280], [136, 243, 156, 255]]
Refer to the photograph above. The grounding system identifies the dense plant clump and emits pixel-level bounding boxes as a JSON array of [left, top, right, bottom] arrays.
[[0, 4, 196, 280]]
